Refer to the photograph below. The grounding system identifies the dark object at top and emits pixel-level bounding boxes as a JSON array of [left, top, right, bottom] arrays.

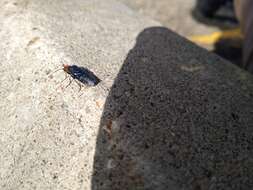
[[63, 64, 100, 86], [196, 0, 233, 18]]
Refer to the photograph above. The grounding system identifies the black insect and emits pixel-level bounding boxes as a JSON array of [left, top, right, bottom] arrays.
[[60, 64, 100, 90], [49, 64, 100, 91], [63, 64, 100, 85]]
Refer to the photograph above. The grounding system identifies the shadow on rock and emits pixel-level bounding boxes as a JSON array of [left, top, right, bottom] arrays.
[[92, 27, 253, 190], [213, 37, 243, 67]]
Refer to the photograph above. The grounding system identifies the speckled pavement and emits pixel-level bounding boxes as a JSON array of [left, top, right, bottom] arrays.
[[0, 0, 253, 190]]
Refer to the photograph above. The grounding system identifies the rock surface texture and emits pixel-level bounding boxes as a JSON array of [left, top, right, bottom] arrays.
[[0, 0, 252, 190]]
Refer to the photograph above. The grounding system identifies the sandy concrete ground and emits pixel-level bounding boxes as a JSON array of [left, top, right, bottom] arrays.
[[0, 0, 252, 190]]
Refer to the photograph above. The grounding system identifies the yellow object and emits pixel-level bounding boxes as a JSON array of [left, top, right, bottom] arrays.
[[189, 28, 243, 45]]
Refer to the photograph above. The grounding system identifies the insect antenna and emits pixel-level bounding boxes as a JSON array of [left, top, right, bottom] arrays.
[[47, 67, 63, 78]]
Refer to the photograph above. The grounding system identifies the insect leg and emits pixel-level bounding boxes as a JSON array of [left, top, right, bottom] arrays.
[[65, 77, 73, 88], [74, 79, 82, 92], [57, 73, 68, 85], [56, 73, 70, 91]]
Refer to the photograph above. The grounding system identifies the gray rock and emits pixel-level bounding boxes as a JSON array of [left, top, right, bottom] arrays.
[[93, 27, 253, 190], [0, 0, 252, 190]]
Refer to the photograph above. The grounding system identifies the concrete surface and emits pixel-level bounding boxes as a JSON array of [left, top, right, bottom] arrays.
[[0, 0, 253, 190], [0, 0, 158, 189]]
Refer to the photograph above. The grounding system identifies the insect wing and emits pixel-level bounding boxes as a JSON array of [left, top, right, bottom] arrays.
[[79, 67, 100, 86], [68, 65, 100, 86]]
